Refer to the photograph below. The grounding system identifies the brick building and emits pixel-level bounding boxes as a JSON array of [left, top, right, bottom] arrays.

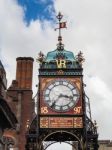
[[0, 61, 17, 149], [5, 57, 35, 150], [0, 57, 35, 149]]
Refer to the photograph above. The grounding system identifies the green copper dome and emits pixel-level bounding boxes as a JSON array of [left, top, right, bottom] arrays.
[[37, 47, 83, 69], [45, 49, 75, 62]]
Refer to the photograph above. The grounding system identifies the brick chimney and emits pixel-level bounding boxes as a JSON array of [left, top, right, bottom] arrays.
[[16, 57, 34, 89]]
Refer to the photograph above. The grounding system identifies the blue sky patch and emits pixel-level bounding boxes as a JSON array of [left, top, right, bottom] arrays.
[[17, 0, 55, 24]]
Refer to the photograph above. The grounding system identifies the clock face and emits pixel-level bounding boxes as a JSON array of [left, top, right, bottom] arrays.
[[43, 79, 80, 112]]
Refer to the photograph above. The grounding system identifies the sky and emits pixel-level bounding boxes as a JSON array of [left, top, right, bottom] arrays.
[[0, 0, 112, 149]]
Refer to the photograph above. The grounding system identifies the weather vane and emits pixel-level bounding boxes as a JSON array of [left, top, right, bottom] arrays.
[[55, 12, 67, 50]]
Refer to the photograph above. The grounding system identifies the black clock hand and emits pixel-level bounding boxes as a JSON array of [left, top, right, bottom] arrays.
[[50, 95, 60, 108], [50, 101, 56, 108], [50, 93, 67, 108], [59, 94, 73, 100], [51, 93, 77, 108]]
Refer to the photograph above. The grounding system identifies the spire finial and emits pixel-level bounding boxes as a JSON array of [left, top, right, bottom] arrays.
[[55, 12, 67, 50]]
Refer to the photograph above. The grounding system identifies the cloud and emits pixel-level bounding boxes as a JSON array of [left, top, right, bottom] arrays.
[[85, 76, 112, 139], [0, 0, 112, 146], [0, 0, 56, 89]]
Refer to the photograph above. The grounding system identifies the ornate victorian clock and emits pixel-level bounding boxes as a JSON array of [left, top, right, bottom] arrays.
[[26, 13, 99, 150], [43, 79, 79, 112], [40, 77, 82, 115]]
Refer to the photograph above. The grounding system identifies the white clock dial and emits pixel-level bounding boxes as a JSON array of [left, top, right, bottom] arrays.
[[44, 79, 80, 112]]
